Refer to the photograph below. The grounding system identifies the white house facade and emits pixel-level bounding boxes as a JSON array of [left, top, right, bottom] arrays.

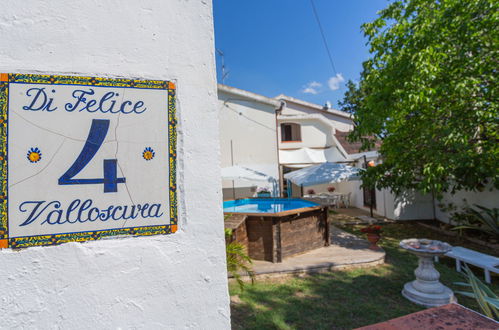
[[218, 84, 281, 200]]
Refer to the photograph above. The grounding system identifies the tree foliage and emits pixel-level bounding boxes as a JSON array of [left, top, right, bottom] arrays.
[[338, 80, 363, 115], [348, 0, 498, 195]]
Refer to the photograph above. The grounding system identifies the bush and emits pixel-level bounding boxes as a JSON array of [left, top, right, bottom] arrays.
[[451, 204, 499, 239], [225, 228, 255, 290]]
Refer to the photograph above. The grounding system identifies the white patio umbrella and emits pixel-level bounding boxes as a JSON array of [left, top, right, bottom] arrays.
[[221, 165, 278, 198], [284, 162, 362, 186], [221, 165, 272, 182]]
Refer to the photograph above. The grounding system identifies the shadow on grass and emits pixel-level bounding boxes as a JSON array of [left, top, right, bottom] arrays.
[[329, 226, 371, 250], [230, 223, 495, 330]]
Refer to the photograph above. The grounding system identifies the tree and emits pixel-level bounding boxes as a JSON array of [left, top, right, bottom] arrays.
[[338, 80, 362, 115], [349, 0, 498, 195]]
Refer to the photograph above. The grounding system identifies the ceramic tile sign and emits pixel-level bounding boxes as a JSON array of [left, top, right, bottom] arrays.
[[0, 73, 177, 248]]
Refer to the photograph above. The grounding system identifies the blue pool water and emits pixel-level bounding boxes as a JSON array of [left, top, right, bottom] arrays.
[[223, 198, 319, 214]]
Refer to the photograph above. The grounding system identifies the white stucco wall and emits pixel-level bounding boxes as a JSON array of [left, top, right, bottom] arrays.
[[0, 1, 230, 329], [218, 90, 279, 198], [279, 101, 353, 132], [278, 119, 332, 149], [348, 181, 434, 221], [434, 184, 499, 223]]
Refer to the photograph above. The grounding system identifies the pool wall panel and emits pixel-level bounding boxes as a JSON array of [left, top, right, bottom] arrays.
[[280, 210, 328, 259], [243, 208, 329, 263], [246, 217, 274, 261]]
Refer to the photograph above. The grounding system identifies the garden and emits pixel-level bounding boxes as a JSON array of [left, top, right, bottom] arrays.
[[228, 219, 498, 329]]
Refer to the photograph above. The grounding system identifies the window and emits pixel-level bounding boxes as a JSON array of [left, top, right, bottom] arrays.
[[281, 123, 301, 142]]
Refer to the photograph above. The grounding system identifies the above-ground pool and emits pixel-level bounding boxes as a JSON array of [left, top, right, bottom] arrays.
[[223, 198, 319, 214], [223, 198, 329, 263]]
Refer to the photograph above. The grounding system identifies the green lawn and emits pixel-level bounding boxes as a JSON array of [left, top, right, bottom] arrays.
[[230, 222, 498, 330]]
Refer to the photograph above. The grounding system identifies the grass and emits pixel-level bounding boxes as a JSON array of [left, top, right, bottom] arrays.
[[229, 222, 499, 329]]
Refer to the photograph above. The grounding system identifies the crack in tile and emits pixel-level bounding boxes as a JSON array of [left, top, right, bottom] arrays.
[[13, 110, 86, 142], [110, 92, 136, 229], [9, 138, 67, 188]]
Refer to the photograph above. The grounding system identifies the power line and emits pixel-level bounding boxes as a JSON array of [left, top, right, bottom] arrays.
[[309, 0, 338, 76], [216, 49, 229, 84]]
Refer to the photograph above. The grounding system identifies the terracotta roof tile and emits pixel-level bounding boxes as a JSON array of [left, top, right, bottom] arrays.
[[334, 130, 381, 155]]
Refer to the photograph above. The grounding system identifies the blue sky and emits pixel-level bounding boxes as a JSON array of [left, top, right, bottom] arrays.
[[213, 0, 391, 108]]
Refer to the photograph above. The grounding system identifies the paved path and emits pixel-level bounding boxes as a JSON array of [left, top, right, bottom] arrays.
[[329, 207, 393, 225], [250, 226, 385, 277]]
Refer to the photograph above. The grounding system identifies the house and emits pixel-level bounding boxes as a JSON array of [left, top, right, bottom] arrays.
[[276, 95, 433, 220], [218, 84, 496, 221]]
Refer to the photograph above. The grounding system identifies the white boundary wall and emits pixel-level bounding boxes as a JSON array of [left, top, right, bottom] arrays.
[[435, 184, 499, 223], [307, 181, 434, 220], [0, 0, 230, 328]]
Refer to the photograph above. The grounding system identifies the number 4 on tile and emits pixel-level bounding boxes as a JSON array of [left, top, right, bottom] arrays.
[[58, 119, 126, 193]]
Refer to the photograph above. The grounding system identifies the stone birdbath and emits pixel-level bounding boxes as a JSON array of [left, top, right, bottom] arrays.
[[400, 238, 457, 307]]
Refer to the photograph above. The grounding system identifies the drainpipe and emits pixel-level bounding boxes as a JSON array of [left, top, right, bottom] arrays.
[[230, 139, 235, 199], [363, 155, 374, 218], [275, 101, 285, 197]]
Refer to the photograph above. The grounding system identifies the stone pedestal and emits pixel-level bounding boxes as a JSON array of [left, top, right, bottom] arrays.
[[402, 255, 456, 307], [400, 239, 456, 308]]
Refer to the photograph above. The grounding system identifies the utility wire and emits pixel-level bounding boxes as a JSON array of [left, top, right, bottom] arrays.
[[216, 49, 229, 84], [309, 0, 338, 76]]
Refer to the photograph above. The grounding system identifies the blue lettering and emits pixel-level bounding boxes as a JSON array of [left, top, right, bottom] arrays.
[[64, 88, 146, 114], [140, 203, 150, 218], [42, 209, 63, 225], [23, 88, 57, 112], [111, 206, 123, 220], [66, 89, 95, 112], [77, 199, 93, 222], [19, 201, 59, 226], [148, 204, 163, 218], [88, 207, 100, 222], [99, 206, 113, 221], [99, 92, 117, 113], [132, 101, 146, 114], [17, 200, 164, 227], [66, 199, 81, 224], [122, 205, 138, 220]]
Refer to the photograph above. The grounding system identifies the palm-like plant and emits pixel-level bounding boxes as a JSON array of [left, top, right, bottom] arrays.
[[451, 205, 499, 238], [225, 228, 255, 290], [454, 264, 499, 320]]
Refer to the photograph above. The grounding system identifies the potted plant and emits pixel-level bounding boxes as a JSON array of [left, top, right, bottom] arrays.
[[306, 189, 316, 195], [361, 225, 383, 249], [256, 187, 271, 198], [327, 186, 336, 193]]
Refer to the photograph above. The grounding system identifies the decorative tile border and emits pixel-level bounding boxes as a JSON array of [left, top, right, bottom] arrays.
[[0, 73, 177, 248]]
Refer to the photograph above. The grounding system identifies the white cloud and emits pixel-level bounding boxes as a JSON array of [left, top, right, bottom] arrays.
[[301, 81, 322, 95], [328, 73, 345, 91]]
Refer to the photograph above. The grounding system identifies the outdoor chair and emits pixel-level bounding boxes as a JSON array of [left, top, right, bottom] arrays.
[[328, 194, 340, 208], [317, 193, 339, 208], [341, 192, 351, 208]]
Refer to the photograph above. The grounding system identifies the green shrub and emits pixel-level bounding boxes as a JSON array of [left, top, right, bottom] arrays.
[[451, 204, 499, 239], [225, 228, 255, 290]]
